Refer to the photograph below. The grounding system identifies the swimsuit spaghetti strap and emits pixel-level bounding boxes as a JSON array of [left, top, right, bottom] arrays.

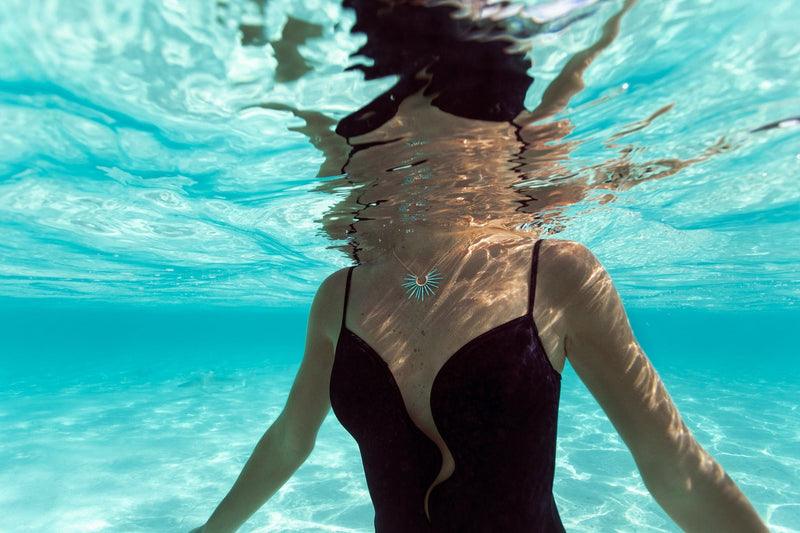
[[528, 240, 543, 316], [342, 267, 355, 330]]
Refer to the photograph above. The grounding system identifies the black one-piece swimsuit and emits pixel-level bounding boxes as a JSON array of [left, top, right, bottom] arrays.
[[329, 240, 565, 532]]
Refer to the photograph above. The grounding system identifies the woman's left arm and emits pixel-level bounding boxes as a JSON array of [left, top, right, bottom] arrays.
[[548, 241, 769, 533]]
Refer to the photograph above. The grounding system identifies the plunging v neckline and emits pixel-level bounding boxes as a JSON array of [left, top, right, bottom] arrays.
[[338, 314, 537, 522], [341, 314, 530, 405]]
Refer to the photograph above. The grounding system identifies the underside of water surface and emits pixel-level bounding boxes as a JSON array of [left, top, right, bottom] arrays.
[[0, 0, 798, 308]]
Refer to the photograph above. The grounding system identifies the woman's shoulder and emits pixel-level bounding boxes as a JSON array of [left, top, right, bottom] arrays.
[[306, 266, 354, 341], [320, 265, 352, 285], [315, 266, 352, 306], [536, 238, 609, 300], [538, 238, 599, 266]]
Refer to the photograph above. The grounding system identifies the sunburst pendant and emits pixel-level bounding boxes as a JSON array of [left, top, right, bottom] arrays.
[[401, 269, 443, 301]]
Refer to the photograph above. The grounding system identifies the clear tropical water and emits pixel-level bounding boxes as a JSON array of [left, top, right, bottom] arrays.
[[1, 0, 799, 532]]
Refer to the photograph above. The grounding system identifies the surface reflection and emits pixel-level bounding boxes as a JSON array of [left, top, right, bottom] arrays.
[[314, 0, 631, 261], [242, 0, 741, 265]]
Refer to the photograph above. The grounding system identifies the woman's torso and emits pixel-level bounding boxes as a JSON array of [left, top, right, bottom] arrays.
[[328, 235, 567, 532]]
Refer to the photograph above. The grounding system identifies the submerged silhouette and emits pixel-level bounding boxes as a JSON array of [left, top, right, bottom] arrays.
[[191, 2, 769, 532]]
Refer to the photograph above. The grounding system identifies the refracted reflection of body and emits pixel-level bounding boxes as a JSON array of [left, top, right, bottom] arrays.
[[192, 1, 769, 531]]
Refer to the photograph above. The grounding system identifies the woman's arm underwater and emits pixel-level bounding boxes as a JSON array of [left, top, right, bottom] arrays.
[[546, 241, 769, 533], [192, 270, 347, 533]]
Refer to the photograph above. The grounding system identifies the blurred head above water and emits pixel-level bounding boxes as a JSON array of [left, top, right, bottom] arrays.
[[335, 0, 535, 136]]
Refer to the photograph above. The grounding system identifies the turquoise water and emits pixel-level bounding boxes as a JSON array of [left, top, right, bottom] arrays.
[[1, 0, 799, 531]]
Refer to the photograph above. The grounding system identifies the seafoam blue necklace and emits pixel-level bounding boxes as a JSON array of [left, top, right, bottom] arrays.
[[392, 241, 462, 301]]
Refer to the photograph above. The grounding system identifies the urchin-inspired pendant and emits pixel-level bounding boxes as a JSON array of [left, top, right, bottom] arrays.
[[401, 269, 442, 301]]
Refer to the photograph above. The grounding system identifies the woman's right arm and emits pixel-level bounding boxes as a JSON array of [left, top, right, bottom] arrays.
[[545, 241, 769, 533], [197, 270, 347, 533]]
